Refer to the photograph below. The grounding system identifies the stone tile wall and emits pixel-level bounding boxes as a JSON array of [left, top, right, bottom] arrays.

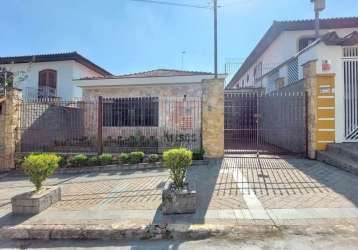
[[0, 89, 22, 171]]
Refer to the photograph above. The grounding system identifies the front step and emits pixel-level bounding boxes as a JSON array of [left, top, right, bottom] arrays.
[[326, 143, 358, 162], [317, 150, 358, 175]]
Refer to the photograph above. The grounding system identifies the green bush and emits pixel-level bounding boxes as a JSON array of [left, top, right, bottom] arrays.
[[128, 151, 145, 164], [57, 155, 67, 168], [163, 148, 192, 188], [98, 154, 113, 166], [69, 154, 88, 167], [22, 153, 61, 191], [88, 156, 100, 166], [148, 154, 160, 163], [118, 153, 129, 164], [192, 148, 205, 160], [15, 156, 25, 168]]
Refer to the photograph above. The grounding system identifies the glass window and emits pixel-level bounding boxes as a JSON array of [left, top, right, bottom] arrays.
[[298, 37, 316, 52], [103, 97, 159, 127]]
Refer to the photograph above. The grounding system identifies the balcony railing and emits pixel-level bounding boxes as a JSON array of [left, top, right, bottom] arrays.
[[38, 86, 57, 98], [24, 86, 58, 100]]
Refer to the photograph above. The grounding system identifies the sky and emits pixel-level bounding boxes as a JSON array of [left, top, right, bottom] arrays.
[[1, 0, 357, 76]]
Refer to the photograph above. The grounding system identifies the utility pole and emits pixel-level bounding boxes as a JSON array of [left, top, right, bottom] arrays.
[[213, 0, 218, 78], [311, 0, 326, 39]]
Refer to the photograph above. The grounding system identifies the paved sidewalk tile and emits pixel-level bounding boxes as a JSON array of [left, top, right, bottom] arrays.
[[1, 157, 358, 231]]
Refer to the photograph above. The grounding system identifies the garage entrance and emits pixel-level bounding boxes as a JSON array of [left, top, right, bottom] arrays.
[[224, 91, 307, 155]]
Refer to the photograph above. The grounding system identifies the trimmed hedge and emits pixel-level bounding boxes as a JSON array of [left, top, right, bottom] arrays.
[[118, 153, 129, 164], [163, 148, 192, 188], [69, 154, 88, 167], [148, 154, 160, 163], [22, 153, 61, 191], [98, 154, 113, 166], [128, 152, 145, 164]]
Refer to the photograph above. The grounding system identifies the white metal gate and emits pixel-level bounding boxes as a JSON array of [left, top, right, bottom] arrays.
[[343, 47, 358, 141]]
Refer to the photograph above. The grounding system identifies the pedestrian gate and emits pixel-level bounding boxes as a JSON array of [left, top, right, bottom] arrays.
[[224, 91, 307, 155], [343, 46, 358, 141]]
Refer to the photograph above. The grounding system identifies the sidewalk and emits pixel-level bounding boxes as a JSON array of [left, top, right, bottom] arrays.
[[1, 157, 358, 240]]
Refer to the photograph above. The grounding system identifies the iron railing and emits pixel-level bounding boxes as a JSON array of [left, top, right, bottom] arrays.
[[18, 96, 202, 154]]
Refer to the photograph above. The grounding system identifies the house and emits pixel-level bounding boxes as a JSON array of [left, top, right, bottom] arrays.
[[226, 17, 358, 89], [74, 69, 224, 152], [0, 52, 111, 100], [258, 30, 358, 145]]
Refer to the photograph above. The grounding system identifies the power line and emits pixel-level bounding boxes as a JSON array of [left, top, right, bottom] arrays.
[[130, 0, 211, 9]]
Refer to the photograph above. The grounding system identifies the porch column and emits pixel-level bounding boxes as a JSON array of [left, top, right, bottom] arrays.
[[201, 78, 224, 159]]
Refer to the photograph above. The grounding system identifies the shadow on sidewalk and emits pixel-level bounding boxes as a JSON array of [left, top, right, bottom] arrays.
[[0, 212, 32, 227]]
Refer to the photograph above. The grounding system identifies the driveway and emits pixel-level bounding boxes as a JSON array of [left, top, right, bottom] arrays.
[[1, 156, 358, 229]]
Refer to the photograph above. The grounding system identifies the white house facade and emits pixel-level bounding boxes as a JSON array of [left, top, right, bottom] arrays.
[[257, 31, 358, 144], [0, 52, 110, 100], [227, 17, 358, 89]]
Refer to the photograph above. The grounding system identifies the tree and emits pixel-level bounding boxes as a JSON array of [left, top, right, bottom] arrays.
[[0, 67, 28, 95], [0, 67, 14, 90]]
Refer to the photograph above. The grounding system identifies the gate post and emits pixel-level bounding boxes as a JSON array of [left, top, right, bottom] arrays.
[[201, 78, 224, 159], [97, 96, 103, 155], [0, 89, 22, 171], [303, 60, 336, 159], [303, 60, 318, 159]]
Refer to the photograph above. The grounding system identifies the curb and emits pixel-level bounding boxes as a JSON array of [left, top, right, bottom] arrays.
[[1, 223, 357, 241], [0, 223, 280, 241]]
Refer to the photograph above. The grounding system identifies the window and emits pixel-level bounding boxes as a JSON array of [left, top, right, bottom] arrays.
[[298, 37, 316, 52], [103, 97, 159, 127], [38, 69, 57, 98]]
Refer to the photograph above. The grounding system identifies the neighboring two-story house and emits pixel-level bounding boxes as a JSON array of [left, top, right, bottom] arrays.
[[226, 17, 358, 89], [0, 52, 111, 100]]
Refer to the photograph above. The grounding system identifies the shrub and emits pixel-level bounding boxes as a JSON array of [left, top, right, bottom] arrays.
[[88, 156, 100, 166], [69, 154, 88, 167], [128, 151, 145, 164], [163, 148, 192, 188], [22, 153, 61, 191], [148, 154, 160, 163], [192, 148, 205, 160], [118, 153, 129, 164], [15, 156, 25, 168], [98, 154, 113, 166], [58, 155, 67, 168]]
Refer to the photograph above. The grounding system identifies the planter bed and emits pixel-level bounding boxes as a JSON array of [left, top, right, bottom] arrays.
[[162, 182, 197, 214], [12, 186, 61, 214], [55, 160, 208, 174], [11, 160, 209, 175]]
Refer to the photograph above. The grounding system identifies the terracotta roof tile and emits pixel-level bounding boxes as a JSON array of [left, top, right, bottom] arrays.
[[80, 69, 214, 80], [0, 52, 111, 76]]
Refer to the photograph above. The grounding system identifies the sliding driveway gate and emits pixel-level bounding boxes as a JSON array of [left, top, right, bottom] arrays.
[[224, 91, 307, 155]]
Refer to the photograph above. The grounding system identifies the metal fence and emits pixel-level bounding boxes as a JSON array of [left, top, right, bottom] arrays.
[[224, 91, 307, 155], [343, 46, 358, 141], [18, 96, 202, 154]]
